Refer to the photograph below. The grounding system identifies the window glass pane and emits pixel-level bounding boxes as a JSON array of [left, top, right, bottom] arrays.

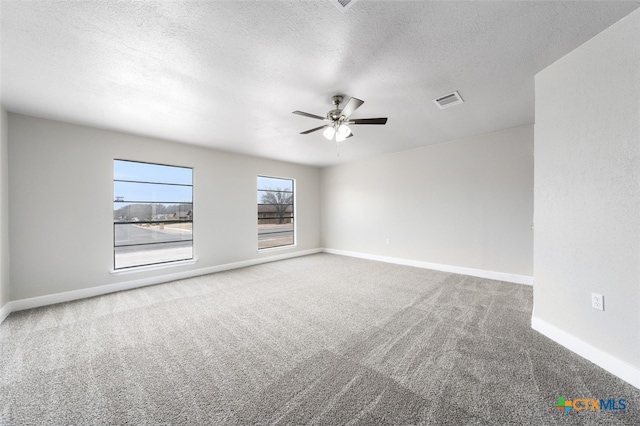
[[115, 242, 192, 269], [114, 160, 192, 185], [113, 160, 193, 269], [115, 223, 193, 246], [257, 189, 293, 205], [257, 176, 293, 191], [258, 220, 294, 249], [114, 181, 192, 203], [257, 176, 294, 250], [114, 203, 193, 222]]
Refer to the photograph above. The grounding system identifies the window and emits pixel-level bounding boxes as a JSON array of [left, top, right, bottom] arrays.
[[113, 160, 193, 269], [257, 176, 294, 249]]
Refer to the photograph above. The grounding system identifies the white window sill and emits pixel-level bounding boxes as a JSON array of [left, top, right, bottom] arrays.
[[111, 258, 198, 275]]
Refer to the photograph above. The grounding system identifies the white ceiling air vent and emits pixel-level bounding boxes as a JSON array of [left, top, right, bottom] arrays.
[[329, 0, 358, 13], [433, 91, 464, 109]]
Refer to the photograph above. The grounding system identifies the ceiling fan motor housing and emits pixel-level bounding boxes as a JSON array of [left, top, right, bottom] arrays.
[[328, 95, 345, 121], [328, 109, 344, 122]]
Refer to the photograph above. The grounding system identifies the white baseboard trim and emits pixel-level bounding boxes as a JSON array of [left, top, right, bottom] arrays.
[[1, 248, 322, 322], [322, 248, 533, 285], [0, 302, 11, 324], [531, 315, 640, 390]]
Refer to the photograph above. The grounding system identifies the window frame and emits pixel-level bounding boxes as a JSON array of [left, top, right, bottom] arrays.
[[257, 175, 296, 251], [113, 159, 194, 270]]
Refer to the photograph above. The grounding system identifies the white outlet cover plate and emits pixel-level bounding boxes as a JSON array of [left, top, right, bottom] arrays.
[[592, 293, 604, 311]]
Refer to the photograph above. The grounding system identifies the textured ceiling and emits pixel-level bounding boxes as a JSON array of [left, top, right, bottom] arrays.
[[2, 1, 639, 167]]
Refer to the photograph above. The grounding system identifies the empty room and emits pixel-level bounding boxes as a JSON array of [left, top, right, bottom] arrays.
[[1, 1, 639, 424]]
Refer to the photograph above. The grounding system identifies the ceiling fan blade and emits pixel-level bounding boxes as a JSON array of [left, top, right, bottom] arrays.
[[348, 117, 388, 125], [300, 125, 327, 135], [340, 97, 364, 119], [347, 132, 354, 139], [292, 110, 326, 120]]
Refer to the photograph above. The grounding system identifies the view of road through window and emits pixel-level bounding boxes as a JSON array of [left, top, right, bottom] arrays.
[[257, 176, 294, 249], [114, 160, 193, 269]]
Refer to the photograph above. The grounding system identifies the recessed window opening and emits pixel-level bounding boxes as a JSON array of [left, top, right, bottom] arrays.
[[257, 176, 295, 250], [113, 160, 193, 269]]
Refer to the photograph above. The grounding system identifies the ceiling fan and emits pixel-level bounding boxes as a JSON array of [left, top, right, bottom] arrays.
[[293, 95, 388, 142]]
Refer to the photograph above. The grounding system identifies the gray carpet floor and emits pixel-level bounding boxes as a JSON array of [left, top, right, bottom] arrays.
[[1, 253, 638, 425]]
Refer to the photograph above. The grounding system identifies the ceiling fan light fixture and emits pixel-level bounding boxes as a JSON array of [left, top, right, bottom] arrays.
[[336, 132, 347, 143], [337, 124, 351, 138], [323, 126, 336, 140]]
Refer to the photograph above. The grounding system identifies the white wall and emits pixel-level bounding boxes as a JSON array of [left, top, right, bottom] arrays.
[[0, 107, 9, 312], [321, 124, 534, 278], [534, 8, 640, 380], [8, 114, 320, 300]]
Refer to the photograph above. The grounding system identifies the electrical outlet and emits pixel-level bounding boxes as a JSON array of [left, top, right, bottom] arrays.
[[591, 293, 604, 311]]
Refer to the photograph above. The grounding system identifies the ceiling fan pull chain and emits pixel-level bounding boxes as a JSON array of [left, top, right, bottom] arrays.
[[336, 140, 340, 157]]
